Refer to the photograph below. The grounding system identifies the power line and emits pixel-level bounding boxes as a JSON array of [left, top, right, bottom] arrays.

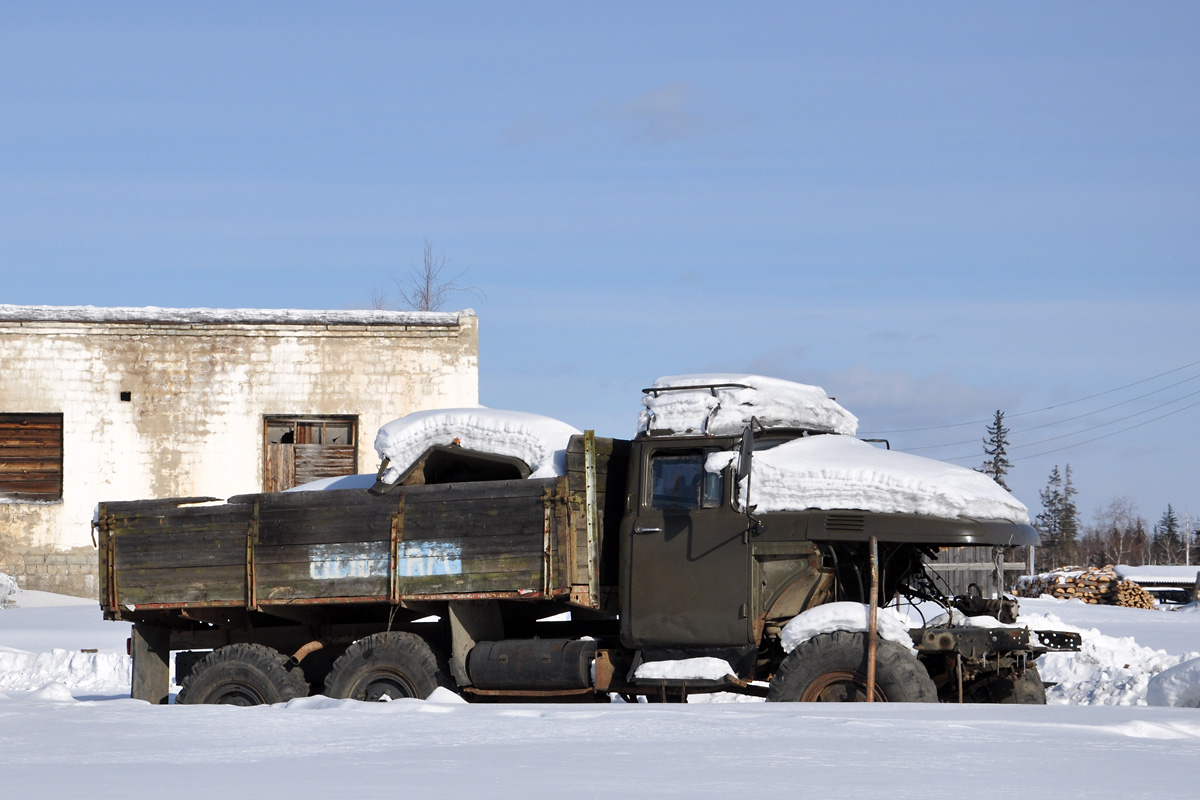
[[859, 358, 1200, 435], [939, 397, 1200, 464], [1012, 398, 1200, 462], [907, 382, 1200, 454], [1009, 387, 1200, 452]]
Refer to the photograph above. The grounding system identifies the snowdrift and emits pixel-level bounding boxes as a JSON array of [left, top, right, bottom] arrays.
[[374, 408, 581, 485]]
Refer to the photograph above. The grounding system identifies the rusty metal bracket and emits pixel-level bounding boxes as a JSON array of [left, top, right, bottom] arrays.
[[389, 495, 405, 606], [246, 500, 259, 611], [104, 513, 118, 614]]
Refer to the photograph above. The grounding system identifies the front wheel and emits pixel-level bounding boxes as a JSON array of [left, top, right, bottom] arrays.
[[767, 630, 937, 703], [323, 632, 452, 701], [176, 643, 310, 706], [964, 664, 1048, 704]]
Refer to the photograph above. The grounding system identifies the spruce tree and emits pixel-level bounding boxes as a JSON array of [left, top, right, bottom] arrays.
[[1154, 504, 1181, 565], [981, 409, 1013, 491], [1035, 466, 1064, 567], [1060, 464, 1080, 552]]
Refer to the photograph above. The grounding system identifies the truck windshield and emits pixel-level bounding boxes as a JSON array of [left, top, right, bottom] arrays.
[[649, 453, 723, 511]]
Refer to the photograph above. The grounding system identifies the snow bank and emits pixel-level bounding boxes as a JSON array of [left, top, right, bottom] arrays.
[[374, 408, 582, 485], [633, 658, 735, 681], [1021, 611, 1200, 706], [0, 647, 131, 694], [27, 682, 76, 702], [0, 572, 17, 606], [1146, 657, 1200, 708], [779, 602, 917, 654], [733, 434, 1029, 524], [639, 374, 858, 437]]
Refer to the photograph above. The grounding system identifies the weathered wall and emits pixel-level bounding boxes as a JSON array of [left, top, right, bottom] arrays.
[[0, 306, 478, 597]]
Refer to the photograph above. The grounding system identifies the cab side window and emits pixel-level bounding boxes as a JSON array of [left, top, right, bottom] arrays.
[[649, 452, 724, 511]]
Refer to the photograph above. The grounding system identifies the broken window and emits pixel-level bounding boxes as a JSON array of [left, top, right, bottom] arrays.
[[263, 416, 358, 492], [0, 413, 64, 501]]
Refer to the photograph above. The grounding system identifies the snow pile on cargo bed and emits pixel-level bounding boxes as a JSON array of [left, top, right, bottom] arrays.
[[374, 408, 582, 485], [639, 374, 858, 437], [729, 435, 1029, 523]]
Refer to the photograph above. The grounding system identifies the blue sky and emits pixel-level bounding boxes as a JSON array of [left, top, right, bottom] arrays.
[[3, 3, 1198, 532]]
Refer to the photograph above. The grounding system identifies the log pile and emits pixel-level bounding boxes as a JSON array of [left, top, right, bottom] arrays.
[[1015, 565, 1157, 608], [1113, 580, 1157, 609]]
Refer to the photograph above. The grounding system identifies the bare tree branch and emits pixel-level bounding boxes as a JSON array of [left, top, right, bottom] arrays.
[[368, 282, 389, 311], [393, 239, 481, 311]]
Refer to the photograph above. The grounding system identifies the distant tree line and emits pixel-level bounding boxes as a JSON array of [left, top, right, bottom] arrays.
[[978, 410, 1196, 571]]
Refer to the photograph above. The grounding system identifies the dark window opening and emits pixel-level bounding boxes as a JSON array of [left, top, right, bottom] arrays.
[[119, 391, 132, 402], [264, 416, 358, 492], [0, 413, 64, 501]]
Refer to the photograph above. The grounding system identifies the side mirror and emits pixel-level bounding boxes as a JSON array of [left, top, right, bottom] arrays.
[[736, 421, 756, 515], [736, 419, 764, 536], [737, 424, 753, 487]]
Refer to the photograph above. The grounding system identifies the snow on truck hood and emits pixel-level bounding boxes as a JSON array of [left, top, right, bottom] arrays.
[[713, 434, 1030, 524], [639, 374, 859, 437], [374, 408, 582, 485], [642, 374, 1024, 523]]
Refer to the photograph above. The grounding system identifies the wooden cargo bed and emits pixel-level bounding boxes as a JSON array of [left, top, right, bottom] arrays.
[[99, 478, 573, 614], [98, 434, 633, 619]]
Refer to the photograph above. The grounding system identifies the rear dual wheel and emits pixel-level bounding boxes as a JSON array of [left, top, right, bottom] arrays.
[[176, 643, 309, 706], [322, 632, 452, 702]]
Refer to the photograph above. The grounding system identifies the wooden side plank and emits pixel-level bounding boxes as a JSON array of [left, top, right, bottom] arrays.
[[116, 565, 245, 606], [108, 474, 579, 606]]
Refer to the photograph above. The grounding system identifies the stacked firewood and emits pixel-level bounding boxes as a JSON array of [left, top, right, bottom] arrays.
[[1016, 565, 1156, 608], [1113, 580, 1157, 609]]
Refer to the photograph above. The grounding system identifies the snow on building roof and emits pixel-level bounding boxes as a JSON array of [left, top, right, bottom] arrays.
[[374, 408, 582, 485], [638, 374, 858, 437], [723, 434, 1030, 524], [1114, 565, 1200, 586], [0, 304, 473, 327]]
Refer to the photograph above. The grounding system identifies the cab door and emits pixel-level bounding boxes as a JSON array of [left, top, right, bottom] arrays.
[[622, 443, 752, 647]]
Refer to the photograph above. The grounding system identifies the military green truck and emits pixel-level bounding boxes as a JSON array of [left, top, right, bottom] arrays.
[[97, 376, 1078, 705]]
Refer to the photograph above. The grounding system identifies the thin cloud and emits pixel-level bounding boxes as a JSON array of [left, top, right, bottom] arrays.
[[607, 82, 707, 143]]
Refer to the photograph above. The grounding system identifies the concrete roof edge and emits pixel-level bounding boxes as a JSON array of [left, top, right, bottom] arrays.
[[0, 304, 473, 327]]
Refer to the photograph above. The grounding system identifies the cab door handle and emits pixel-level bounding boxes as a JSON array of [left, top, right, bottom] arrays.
[[633, 525, 662, 535]]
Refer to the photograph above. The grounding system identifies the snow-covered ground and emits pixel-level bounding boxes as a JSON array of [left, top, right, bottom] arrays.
[[2, 588, 1199, 797]]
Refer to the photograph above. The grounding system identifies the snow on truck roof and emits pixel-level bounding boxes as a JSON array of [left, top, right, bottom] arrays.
[[638, 374, 858, 437], [374, 408, 582, 485]]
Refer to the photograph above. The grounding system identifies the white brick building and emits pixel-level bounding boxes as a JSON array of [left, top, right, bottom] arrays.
[[0, 305, 479, 597]]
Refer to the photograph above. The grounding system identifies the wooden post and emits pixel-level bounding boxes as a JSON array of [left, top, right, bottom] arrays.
[[866, 536, 879, 702], [130, 623, 171, 705]]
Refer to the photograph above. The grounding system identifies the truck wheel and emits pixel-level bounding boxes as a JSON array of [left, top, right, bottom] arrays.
[[966, 665, 1047, 704], [323, 632, 452, 701], [177, 643, 310, 706], [767, 630, 937, 703]]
